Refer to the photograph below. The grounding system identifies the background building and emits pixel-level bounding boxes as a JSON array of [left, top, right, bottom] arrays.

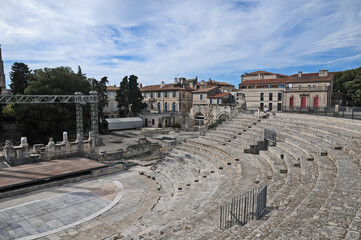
[[0, 45, 6, 91], [104, 85, 119, 118], [238, 70, 334, 111]]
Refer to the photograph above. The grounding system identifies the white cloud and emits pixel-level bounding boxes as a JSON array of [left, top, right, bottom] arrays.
[[1, 0, 361, 88]]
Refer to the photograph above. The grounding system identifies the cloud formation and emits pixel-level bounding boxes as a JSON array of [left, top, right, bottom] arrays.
[[1, 0, 361, 87]]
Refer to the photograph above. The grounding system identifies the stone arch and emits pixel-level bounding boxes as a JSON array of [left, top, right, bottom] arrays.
[[216, 112, 231, 121], [195, 112, 204, 126]]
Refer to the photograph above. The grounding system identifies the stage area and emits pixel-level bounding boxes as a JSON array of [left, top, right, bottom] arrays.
[[0, 158, 106, 191]]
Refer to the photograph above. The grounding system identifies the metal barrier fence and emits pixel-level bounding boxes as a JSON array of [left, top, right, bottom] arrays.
[[220, 185, 267, 230], [282, 106, 361, 120], [264, 129, 277, 143]]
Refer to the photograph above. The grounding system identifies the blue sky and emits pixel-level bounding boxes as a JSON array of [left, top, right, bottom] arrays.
[[1, 0, 361, 88]]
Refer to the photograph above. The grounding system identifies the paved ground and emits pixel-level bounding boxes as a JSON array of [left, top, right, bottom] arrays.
[[0, 166, 157, 240]]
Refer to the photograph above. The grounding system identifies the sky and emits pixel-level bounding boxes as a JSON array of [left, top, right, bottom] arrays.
[[1, 0, 361, 88]]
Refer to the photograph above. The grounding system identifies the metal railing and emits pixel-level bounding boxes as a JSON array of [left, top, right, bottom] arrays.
[[220, 185, 267, 230], [282, 106, 361, 120]]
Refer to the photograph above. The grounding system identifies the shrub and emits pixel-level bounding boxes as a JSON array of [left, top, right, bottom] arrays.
[[172, 123, 181, 128]]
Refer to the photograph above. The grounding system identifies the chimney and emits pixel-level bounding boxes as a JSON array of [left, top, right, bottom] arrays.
[[319, 70, 328, 77], [174, 77, 178, 84], [160, 81, 165, 88], [139, 83, 143, 88], [298, 71, 302, 77]]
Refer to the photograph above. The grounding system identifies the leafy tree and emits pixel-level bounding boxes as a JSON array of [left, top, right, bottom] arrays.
[[333, 66, 361, 106], [15, 66, 91, 144], [128, 75, 147, 115], [116, 76, 130, 117], [90, 76, 109, 122], [10, 62, 31, 94], [115, 75, 146, 117]]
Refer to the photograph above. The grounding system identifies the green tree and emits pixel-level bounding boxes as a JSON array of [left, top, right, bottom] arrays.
[[128, 75, 147, 115], [10, 62, 31, 94], [116, 76, 130, 117], [333, 66, 361, 106], [15, 66, 91, 144], [90, 76, 109, 122]]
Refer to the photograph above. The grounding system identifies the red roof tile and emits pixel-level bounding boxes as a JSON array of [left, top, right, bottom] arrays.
[[140, 84, 187, 92], [106, 86, 118, 90], [193, 87, 217, 93], [239, 75, 333, 86], [246, 71, 289, 78], [208, 92, 230, 98]]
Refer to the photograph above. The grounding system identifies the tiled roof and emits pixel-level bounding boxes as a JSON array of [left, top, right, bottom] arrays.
[[140, 84, 186, 92], [192, 87, 217, 93], [215, 81, 234, 86], [239, 75, 333, 86], [246, 70, 289, 78], [106, 86, 118, 90], [208, 92, 230, 98]]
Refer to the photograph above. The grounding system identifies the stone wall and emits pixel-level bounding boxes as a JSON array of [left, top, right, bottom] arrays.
[[3, 131, 97, 166]]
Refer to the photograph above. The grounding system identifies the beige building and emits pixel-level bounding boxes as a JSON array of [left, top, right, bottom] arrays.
[[190, 86, 237, 125], [238, 70, 334, 111], [140, 77, 197, 114], [104, 85, 119, 118]]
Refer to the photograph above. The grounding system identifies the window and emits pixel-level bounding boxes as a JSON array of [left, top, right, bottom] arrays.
[[104, 105, 108, 112], [260, 103, 264, 110], [164, 91, 168, 98], [277, 103, 282, 111], [164, 102, 168, 111], [217, 99, 220, 104], [290, 96, 294, 107], [313, 85, 316, 89], [210, 99, 213, 104], [308, 85, 311, 89], [110, 92, 114, 99], [269, 103, 272, 111], [157, 92, 161, 98], [144, 92, 147, 98], [110, 103, 114, 112], [151, 92, 154, 98], [183, 92, 185, 97], [200, 94, 203, 100], [260, 93, 264, 101], [152, 119, 155, 125], [172, 91, 176, 97], [150, 103, 154, 110], [172, 102, 176, 111], [278, 93, 282, 101], [157, 102, 161, 112], [269, 93, 273, 101], [298, 85, 301, 89]]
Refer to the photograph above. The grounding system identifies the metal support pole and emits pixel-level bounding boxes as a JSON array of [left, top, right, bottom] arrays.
[[89, 90, 99, 159], [74, 92, 84, 139]]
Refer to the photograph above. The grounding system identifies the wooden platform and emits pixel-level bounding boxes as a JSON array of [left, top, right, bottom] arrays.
[[0, 158, 106, 190]]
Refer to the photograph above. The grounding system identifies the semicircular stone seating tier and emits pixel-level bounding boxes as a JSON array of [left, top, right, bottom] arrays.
[[109, 112, 360, 240]]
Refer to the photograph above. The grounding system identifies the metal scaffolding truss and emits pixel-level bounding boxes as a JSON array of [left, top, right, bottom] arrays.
[[0, 91, 99, 139]]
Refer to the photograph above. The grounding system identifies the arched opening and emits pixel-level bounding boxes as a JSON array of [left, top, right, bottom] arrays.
[[314, 96, 319, 108], [301, 96, 307, 108], [157, 102, 161, 113], [195, 113, 204, 126], [217, 113, 231, 121]]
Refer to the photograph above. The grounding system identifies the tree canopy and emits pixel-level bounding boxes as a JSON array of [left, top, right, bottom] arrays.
[[115, 75, 146, 117], [10, 62, 31, 94], [333, 66, 361, 106], [90, 76, 109, 122], [15, 66, 91, 144]]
